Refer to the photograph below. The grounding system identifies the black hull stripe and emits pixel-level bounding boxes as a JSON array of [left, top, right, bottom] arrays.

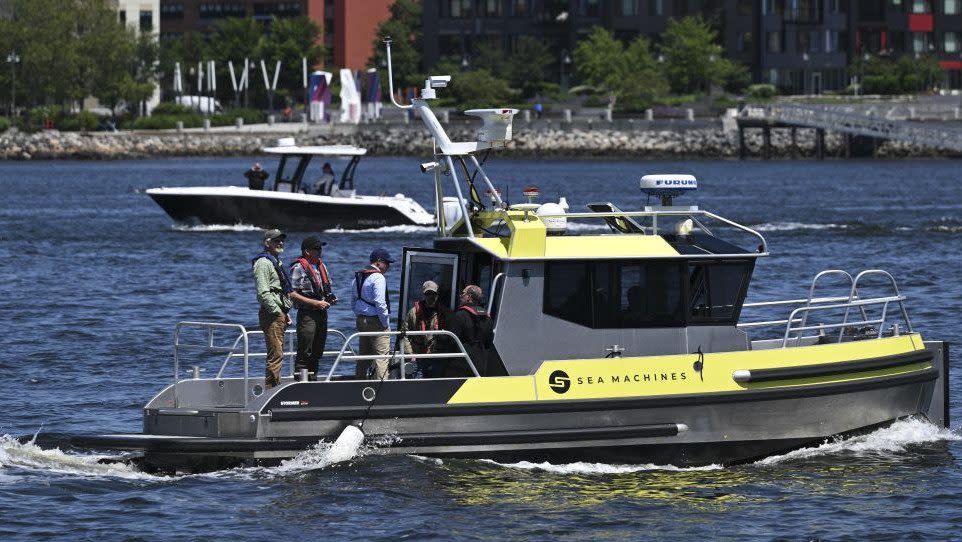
[[739, 350, 932, 383], [267, 366, 937, 421], [74, 424, 678, 453]]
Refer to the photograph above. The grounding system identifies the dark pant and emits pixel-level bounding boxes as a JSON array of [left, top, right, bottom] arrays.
[[295, 308, 328, 380]]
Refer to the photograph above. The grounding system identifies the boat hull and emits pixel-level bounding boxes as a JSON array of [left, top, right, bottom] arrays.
[[74, 342, 947, 472], [147, 190, 432, 230]]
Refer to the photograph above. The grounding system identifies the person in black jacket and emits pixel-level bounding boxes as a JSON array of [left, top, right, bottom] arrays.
[[444, 284, 506, 377], [244, 163, 269, 190]]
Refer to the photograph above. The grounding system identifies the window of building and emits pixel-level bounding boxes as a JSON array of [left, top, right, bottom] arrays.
[[481, 0, 501, 16], [619, 0, 638, 15], [796, 31, 811, 52], [579, 0, 600, 16], [252, 2, 301, 17], [946, 0, 961, 13], [688, 262, 752, 324], [946, 32, 960, 52], [448, 0, 472, 18], [764, 0, 785, 15], [119, 10, 126, 24], [828, 0, 842, 12], [139, 10, 153, 32], [911, 0, 933, 12], [737, 31, 754, 52], [913, 31, 934, 53], [767, 31, 783, 52], [859, 0, 884, 19], [160, 3, 184, 19], [737, 0, 753, 15], [826, 30, 839, 52], [649, 0, 664, 16], [509, 0, 529, 15]]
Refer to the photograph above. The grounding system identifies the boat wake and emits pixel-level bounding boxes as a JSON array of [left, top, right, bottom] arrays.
[[480, 459, 722, 474], [752, 417, 959, 466], [171, 223, 262, 233], [0, 433, 169, 482], [321, 224, 435, 234]]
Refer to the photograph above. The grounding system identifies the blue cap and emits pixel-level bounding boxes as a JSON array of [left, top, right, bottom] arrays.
[[369, 248, 395, 263]]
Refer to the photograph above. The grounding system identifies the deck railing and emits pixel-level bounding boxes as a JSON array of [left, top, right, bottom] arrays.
[[739, 269, 913, 347]]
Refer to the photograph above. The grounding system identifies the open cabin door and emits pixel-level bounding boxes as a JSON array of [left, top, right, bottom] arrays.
[[399, 248, 461, 319]]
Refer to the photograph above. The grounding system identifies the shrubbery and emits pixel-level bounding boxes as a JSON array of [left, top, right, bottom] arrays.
[[0, 117, 10, 132], [746, 84, 777, 99], [59, 111, 100, 132]]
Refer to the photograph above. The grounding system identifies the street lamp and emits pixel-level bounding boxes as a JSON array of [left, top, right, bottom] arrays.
[[802, 52, 810, 94], [6, 52, 19, 117], [560, 49, 572, 93]]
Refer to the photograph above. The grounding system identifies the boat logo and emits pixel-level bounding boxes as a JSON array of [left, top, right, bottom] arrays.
[[279, 400, 309, 406], [548, 370, 571, 394]]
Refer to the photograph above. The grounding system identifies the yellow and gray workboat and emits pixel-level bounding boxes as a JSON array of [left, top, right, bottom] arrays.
[[73, 42, 949, 472]]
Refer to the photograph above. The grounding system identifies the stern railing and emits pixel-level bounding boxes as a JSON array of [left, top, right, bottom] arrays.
[[172, 321, 353, 407], [738, 269, 913, 347]]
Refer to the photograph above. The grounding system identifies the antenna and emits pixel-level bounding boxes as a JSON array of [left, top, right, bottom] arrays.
[[383, 37, 412, 110]]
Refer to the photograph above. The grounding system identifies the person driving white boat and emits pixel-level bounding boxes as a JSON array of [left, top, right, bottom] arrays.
[[310, 162, 336, 195]]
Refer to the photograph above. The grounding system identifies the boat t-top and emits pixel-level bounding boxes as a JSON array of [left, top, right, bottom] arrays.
[[73, 40, 949, 472], [146, 140, 434, 230]]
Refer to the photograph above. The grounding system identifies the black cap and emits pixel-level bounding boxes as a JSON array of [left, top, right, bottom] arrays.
[[369, 248, 395, 263], [301, 236, 326, 251]]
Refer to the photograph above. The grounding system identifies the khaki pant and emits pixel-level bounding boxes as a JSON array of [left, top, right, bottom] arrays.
[[259, 308, 287, 388], [356, 315, 390, 380]]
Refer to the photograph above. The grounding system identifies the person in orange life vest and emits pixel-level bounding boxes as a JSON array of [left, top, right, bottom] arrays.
[[289, 236, 336, 381], [401, 280, 449, 378], [444, 284, 506, 378], [350, 248, 394, 379]]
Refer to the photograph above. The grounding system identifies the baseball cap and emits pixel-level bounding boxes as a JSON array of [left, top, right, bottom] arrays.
[[264, 229, 286, 241], [422, 280, 439, 294], [369, 248, 395, 263], [301, 236, 326, 251]]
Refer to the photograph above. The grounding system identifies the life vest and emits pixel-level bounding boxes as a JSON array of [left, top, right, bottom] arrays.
[[291, 257, 331, 299], [354, 266, 390, 312], [251, 252, 292, 295], [456, 305, 491, 345], [414, 300, 444, 331]]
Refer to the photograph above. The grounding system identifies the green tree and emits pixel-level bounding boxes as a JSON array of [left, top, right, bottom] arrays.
[[574, 27, 667, 110], [369, 0, 423, 92], [260, 16, 324, 100], [449, 69, 515, 109], [658, 16, 744, 95], [860, 54, 941, 94], [209, 17, 264, 66], [158, 32, 208, 96], [502, 37, 553, 98]]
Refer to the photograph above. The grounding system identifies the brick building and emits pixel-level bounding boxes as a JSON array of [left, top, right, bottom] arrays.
[[159, 0, 393, 69]]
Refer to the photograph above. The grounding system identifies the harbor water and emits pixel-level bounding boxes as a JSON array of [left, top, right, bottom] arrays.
[[1, 156, 961, 540]]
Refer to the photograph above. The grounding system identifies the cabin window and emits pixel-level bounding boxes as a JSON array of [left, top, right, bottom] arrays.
[[543, 262, 592, 327], [544, 261, 686, 328], [687, 261, 752, 324]]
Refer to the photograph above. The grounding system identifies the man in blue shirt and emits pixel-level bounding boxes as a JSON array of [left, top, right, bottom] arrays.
[[351, 248, 394, 379]]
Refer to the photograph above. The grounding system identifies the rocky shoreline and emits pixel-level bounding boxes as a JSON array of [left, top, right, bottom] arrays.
[[0, 124, 954, 160]]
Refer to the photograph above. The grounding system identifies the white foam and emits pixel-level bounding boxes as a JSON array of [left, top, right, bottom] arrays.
[[753, 417, 958, 466], [171, 223, 262, 232], [752, 222, 847, 232], [321, 224, 434, 234], [481, 459, 722, 474], [0, 434, 172, 482]]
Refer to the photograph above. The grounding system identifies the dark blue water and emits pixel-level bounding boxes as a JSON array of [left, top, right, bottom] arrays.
[[1, 156, 961, 541]]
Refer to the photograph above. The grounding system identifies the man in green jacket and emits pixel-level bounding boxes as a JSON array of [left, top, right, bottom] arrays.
[[252, 229, 293, 389]]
